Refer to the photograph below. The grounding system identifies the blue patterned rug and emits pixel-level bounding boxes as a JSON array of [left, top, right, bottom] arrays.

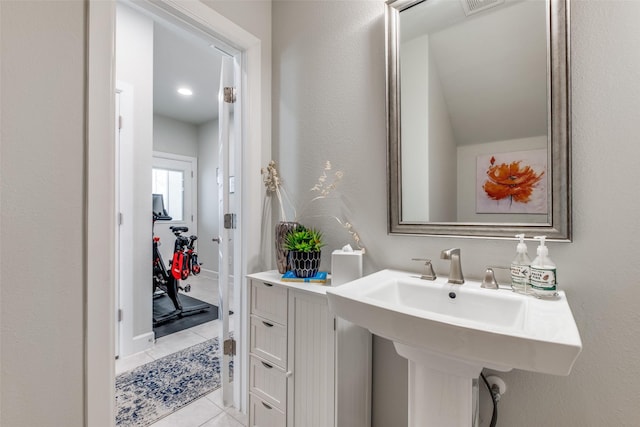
[[116, 338, 223, 426]]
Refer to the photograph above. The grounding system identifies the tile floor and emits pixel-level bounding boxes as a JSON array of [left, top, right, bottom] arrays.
[[116, 275, 247, 427]]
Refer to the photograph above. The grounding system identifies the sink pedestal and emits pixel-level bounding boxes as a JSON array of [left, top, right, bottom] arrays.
[[396, 343, 485, 427]]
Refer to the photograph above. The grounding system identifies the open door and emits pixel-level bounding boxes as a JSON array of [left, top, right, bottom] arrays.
[[217, 53, 241, 408]]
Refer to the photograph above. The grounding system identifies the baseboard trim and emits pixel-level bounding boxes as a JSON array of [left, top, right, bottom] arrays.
[[198, 269, 234, 283], [201, 269, 218, 279], [132, 331, 155, 354]]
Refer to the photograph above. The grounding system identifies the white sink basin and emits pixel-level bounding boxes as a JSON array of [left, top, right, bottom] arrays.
[[326, 268, 582, 376]]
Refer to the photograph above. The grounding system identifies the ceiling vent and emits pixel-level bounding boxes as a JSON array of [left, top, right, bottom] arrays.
[[461, 0, 505, 16]]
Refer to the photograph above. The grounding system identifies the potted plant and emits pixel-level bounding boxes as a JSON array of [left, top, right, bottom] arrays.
[[284, 225, 325, 278]]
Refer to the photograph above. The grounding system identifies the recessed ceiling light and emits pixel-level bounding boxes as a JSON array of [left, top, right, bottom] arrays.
[[177, 87, 193, 96]]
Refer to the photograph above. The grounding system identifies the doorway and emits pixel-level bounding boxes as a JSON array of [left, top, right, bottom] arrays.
[[114, 2, 240, 423], [87, 1, 264, 425]]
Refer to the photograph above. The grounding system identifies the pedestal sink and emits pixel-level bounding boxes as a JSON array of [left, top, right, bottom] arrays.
[[325, 269, 582, 427]]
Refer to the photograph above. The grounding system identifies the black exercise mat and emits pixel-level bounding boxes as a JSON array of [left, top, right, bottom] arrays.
[[153, 293, 219, 339]]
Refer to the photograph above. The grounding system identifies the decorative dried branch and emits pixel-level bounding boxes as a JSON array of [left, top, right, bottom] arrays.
[[262, 160, 365, 253]]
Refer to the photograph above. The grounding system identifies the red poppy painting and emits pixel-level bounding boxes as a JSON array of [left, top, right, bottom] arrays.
[[476, 149, 547, 214]]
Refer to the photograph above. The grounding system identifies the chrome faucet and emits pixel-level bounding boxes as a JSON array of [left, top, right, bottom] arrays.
[[440, 248, 464, 284]]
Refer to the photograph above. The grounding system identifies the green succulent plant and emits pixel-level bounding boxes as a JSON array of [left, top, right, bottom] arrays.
[[283, 225, 324, 252]]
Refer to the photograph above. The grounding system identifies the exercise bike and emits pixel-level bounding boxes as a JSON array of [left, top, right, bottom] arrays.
[[152, 195, 208, 326]]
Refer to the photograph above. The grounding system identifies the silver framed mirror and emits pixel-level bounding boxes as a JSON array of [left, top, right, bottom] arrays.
[[386, 0, 571, 240]]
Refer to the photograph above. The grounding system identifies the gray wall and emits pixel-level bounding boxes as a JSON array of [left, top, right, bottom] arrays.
[[272, 1, 640, 426], [154, 113, 199, 157], [0, 1, 86, 425], [196, 116, 238, 277], [198, 118, 221, 274]]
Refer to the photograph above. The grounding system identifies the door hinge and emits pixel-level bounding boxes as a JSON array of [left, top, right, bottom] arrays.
[[334, 317, 336, 331], [224, 213, 236, 229], [118, 212, 123, 225], [224, 87, 236, 104], [118, 309, 123, 322], [118, 115, 123, 130], [223, 338, 236, 356]]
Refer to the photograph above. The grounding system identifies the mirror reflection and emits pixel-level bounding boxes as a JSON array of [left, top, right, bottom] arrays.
[[387, 0, 571, 240]]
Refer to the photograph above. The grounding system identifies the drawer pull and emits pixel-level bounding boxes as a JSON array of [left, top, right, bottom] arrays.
[[262, 321, 274, 328], [262, 282, 273, 287], [262, 401, 273, 410], [261, 361, 273, 369]]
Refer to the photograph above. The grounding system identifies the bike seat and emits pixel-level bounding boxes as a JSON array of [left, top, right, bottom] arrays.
[[170, 226, 189, 233], [190, 235, 198, 241]]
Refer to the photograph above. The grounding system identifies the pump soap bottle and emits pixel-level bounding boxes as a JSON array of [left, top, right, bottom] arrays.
[[511, 234, 532, 294], [530, 236, 558, 298]]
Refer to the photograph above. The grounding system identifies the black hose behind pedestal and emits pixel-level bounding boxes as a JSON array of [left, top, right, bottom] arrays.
[[481, 372, 498, 427]]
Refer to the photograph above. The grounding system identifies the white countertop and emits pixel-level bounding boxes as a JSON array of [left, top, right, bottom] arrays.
[[247, 270, 333, 296]]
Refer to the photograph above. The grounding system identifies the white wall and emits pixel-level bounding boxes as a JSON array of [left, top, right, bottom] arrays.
[[400, 35, 430, 221], [198, 118, 221, 274], [154, 113, 199, 157], [116, 3, 155, 351], [401, 33, 457, 223], [0, 1, 85, 425], [427, 41, 457, 222], [272, 1, 640, 426]]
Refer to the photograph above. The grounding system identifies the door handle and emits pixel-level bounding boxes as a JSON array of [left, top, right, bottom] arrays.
[[212, 236, 221, 243]]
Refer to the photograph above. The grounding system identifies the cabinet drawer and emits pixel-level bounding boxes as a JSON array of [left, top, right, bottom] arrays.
[[250, 315, 287, 368], [250, 280, 288, 324], [249, 393, 286, 427], [250, 355, 287, 411]]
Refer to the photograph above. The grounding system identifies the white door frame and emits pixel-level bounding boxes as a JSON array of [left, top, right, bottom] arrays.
[[86, 0, 264, 423], [115, 81, 137, 359]]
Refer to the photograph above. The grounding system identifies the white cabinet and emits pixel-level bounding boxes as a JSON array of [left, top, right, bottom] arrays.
[[247, 271, 371, 427]]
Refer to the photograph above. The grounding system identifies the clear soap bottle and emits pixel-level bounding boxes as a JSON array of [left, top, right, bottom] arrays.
[[530, 236, 558, 298], [510, 234, 532, 294]]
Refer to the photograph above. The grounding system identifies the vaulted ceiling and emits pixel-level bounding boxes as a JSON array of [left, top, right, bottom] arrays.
[[401, 0, 547, 146]]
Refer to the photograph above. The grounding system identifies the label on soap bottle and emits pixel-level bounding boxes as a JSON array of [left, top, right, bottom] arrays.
[[511, 264, 530, 287], [530, 267, 557, 291]]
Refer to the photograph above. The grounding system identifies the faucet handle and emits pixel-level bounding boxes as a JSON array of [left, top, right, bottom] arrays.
[[482, 268, 499, 289], [482, 266, 509, 289], [411, 258, 437, 281]]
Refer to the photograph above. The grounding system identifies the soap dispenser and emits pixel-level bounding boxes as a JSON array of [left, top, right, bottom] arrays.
[[510, 234, 532, 294], [530, 236, 558, 298]]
